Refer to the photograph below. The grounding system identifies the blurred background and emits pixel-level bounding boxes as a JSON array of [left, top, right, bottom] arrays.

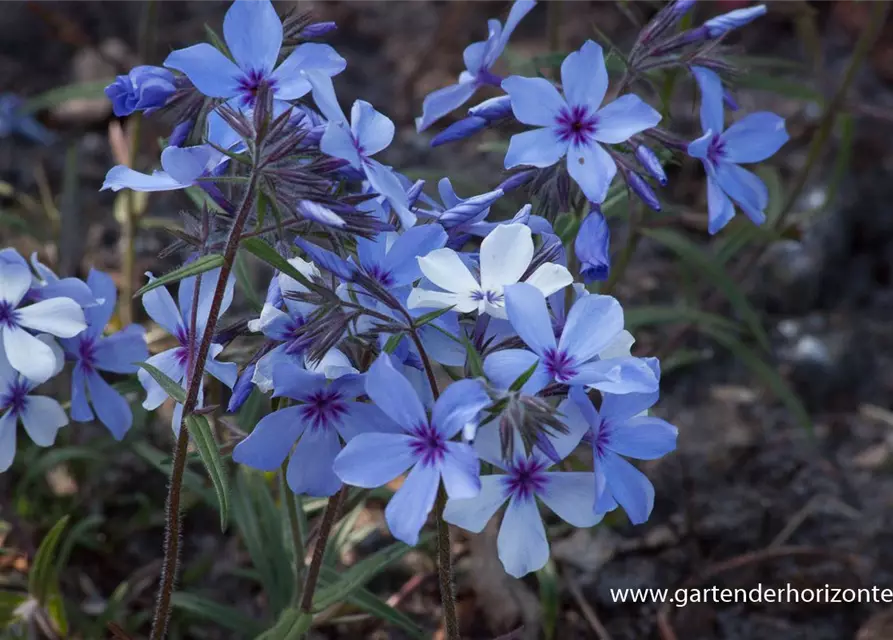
[[3, 1, 893, 639]]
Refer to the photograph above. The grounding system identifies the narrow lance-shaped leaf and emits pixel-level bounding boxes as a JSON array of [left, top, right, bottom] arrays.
[[240, 237, 317, 292], [185, 414, 230, 531], [412, 305, 455, 329], [28, 515, 70, 604], [509, 360, 540, 392], [134, 254, 224, 297], [136, 362, 186, 404]]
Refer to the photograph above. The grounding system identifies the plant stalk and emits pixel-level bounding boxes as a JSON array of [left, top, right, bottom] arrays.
[[300, 485, 348, 614]]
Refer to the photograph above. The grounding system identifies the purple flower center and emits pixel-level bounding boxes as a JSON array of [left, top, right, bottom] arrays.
[[238, 69, 277, 108], [706, 134, 726, 168], [0, 378, 29, 417], [592, 418, 613, 458], [174, 326, 193, 368], [504, 456, 548, 501], [0, 301, 19, 328], [555, 105, 598, 146], [284, 317, 308, 355], [470, 289, 503, 305], [365, 264, 395, 288], [300, 389, 348, 432], [77, 336, 97, 371], [542, 348, 577, 383], [409, 422, 447, 467]]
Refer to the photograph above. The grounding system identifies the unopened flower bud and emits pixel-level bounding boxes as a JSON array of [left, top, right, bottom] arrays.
[[635, 144, 668, 186], [627, 171, 661, 211], [431, 116, 488, 147], [299, 21, 337, 39], [468, 95, 513, 122], [704, 5, 767, 38], [105, 65, 175, 117], [497, 169, 536, 193]]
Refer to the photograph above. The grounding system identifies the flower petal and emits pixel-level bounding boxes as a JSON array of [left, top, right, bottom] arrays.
[[334, 432, 417, 487], [497, 495, 550, 578], [0, 410, 17, 472], [559, 294, 624, 363], [138, 349, 186, 410], [273, 43, 346, 100], [706, 175, 736, 235], [385, 462, 440, 545], [21, 395, 67, 446], [432, 379, 490, 439], [441, 441, 482, 499], [609, 416, 678, 461], [407, 289, 471, 313], [287, 428, 343, 497], [223, 0, 282, 74], [0, 262, 31, 306], [523, 263, 574, 299], [2, 325, 60, 385], [600, 450, 654, 525], [690, 66, 724, 135], [561, 40, 608, 109], [85, 369, 132, 440], [101, 166, 186, 193], [141, 274, 184, 335], [444, 475, 507, 533], [594, 94, 662, 144], [479, 223, 533, 291], [417, 248, 479, 295], [472, 423, 510, 469], [566, 141, 616, 204], [336, 402, 402, 442], [715, 163, 768, 226], [572, 357, 659, 394], [598, 358, 661, 420], [502, 76, 566, 127], [179, 268, 234, 342], [382, 225, 448, 287], [364, 354, 427, 431], [16, 298, 86, 338], [415, 82, 478, 132], [70, 365, 94, 422], [351, 100, 394, 157], [503, 283, 557, 355], [163, 43, 242, 98], [321, 120, 362, 167], [83, 269, 117, 337], [364, 160, 417, 229], [159, 146, 214, 185], [539, 472, 602, 527], [504, 127, 567, 169], [483, 349, 548, 393], [233, 406, 308, 471], [721, 112, 788, 164], [551, 392, 596, 459]]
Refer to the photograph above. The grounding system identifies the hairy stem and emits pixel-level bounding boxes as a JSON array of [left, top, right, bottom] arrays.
[[435, 486, 459, 640], [300, 485, 348, 614], [150, 173, 257, 640]]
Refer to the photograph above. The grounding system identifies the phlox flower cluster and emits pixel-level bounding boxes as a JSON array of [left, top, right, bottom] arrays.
[[0, 0, 788, 582]]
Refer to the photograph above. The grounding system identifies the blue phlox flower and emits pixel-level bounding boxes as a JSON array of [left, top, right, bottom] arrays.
[[416, 0, 537, 132], [163, 0, 345, 107], [105, 65, 176, 117], [0, 334, 68, 472], [703, 5, 767, 39], [568, 376, 677, 524], [137, 268, 238, 433], [484, 283, 657, 395], [334, 354, 491, 545], [407, 223, 572, 319], [688, 66, 788, 234], [575, 207, 611, 283], [234, 362, 399, 496], [102, 145, 225, 193], [443, 408, 599, 578], [417, 178, 504, 236], [502, 40, 661, 203], [355, 224, 448, 290], [0, 261, 86, 384], [0, 249, 96, 308], [0, 94, 55, 145], [60, 270, 148, 440], [305, 73, 416, 228]]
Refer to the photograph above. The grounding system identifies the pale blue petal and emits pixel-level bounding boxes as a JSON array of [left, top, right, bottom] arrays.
[[721, 112, 788, 164], [205, 354, 238, 389], [163, 44, 241, 98], [141, 274, 184, 335], [432, 379, 490, 438], [440, 441, 481, 499], [93, 326, 147, 374], [385, 462, 440, 545], [482, 349, 547, 393], [305, 71, 344, 124], [21, 396, 67, 446], [248, 304, 294, 341], [594, 94, 662, 144], [489, 0, 537, 65], [70, 365, 94, 422], [0, 410, 16, 472], [274, 44, 346, 100], [364, 354, 426, 431], [321, 120, 362, 167], [418, 322, 466, 367], [2, 325, 60, 385], [504, 127, 567, 169], [472, 423, 510, 469], [502, 76, 566, 127], [0, 261, 30, 305], [561, 40, 607, 109], [138, 349, 186, 410], [503, 282, 557, 355], [497, 495, 549, 578], [599, 358, 661, 421], [690, 65, 724, 135], [351, 100, 394, 156], [287, 428, 342, 497], [571, 357, 659, 394], [444, 475, 507, 533], [687, 130, 713, 161], [83, 270, 117, 336], [333, 432, 417, 487], [438, 177, 461, 209], [463, 41, 488, 76], [179, 268, 234, 341], [86, 369, 132, 440], [223, 0, 282, 74], [600, 450, 654, 525], [558, 294, 624, 363], [271, 363, 327, 401], [16, 297, 85, 337], [539, 472, 602, 527], [415, 82, 478, 132], [383, 225, 448, 286], [552, 393, 595, 460], [337, 402, 402, 442], [232, 405, 308, 471], [365, 160, 417, 228], [566, 141, 615, 204], [706, 175, 736, 234], [101, 166, 185, 193], [715, 163, 769, 225], [608, 417, 677, 461], [159, 146, 213, 185]]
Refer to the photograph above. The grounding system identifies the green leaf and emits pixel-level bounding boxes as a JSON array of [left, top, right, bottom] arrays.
[[131, 442, 216, 505], [241, 237, 316, 291], [234, 251, 263, 313], [537, 560, 559, 640], [412, 305, 455, 329], [184, 185, 226, 214], [701, 326, 812, 431], [136, 362, 186, 404], [318, 567, 426, 639], [172, 592, 265, 636], [28, 516, 70, 604], [0, 590, 29, 627], [17, 446, 105, 491], [134, 254, 224, 297], [642, 228, 770, 352], [184, 415, 230, 531], [624, 305, 741, 335], [383, 332, 404, 354], [312, 537, 421, 611], [509, 361, 540, 392], [463, 337, 485, 378], [255, 607, 312, 640], [553, 212, 580, 244], [21, 80, 113, 114]]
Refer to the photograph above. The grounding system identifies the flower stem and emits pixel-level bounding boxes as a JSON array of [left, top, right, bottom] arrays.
[[435, 486, 459, 640], [150, 173, 258, 640], [300, 485, 348, 614]]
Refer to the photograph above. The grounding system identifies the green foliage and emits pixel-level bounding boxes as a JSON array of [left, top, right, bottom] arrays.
[[134, 254, 225, 297], [241, 237, 317, 291], [537, 560, 559, 640], [184, 414, 231, 531], [172, 592, 265, 636], [136, 362, 186, 404], [20, 80, 112, 114]]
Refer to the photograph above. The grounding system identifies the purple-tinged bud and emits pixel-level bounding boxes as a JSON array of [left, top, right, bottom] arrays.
[[635, 145, 668, 186], [671, 0, 697, 20], [704, 5, 767, 38], [431, 116, 488, 147], [649, 26, 709, 56], [723, 88, 739, 111], [302, 124, 326, 146], [497, 169, 536, 193], [297, 200, 347, 229], [227, 364, 256, 413], [105, 65, 175, 117], [626, 171, 661, 212], [439, 188, 504, 228], [638, 0, 697, 48], [299, 21, 337, 39], [313, 156, 352, 174], [468, 95, 512, 122], [406, 179, 426, 208], [575, 207, 611, 284], [168, 119, 193, 148], [645, 126, 690, 151]]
